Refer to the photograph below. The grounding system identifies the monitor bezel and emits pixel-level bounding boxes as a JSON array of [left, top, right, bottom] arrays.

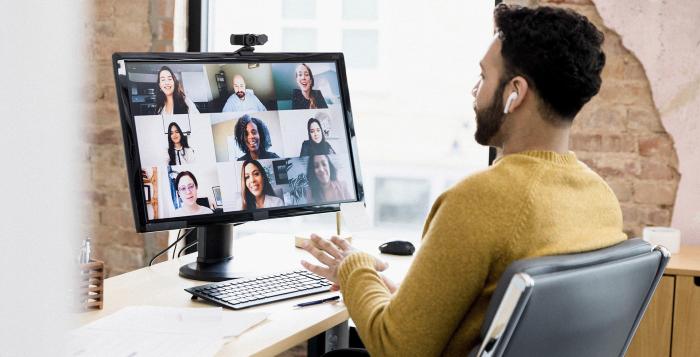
[[112, 52, 365, 233]]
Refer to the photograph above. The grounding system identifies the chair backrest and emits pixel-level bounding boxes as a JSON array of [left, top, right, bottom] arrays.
[[471, 239, 670, 357]]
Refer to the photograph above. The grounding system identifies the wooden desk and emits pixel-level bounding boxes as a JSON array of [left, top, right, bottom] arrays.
[[75, 233, 415, 357], [628, 245, 700, 357]]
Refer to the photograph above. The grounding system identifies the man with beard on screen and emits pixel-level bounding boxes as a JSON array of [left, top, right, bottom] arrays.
[[297, 4, 627, 357], [222, 74, 267, 112]]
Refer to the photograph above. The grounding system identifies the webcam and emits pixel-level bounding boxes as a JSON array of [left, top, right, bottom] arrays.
[[230, 34, 268, 47]]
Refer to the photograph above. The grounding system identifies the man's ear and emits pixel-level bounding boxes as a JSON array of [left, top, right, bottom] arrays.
[[503, 76, 529, 114]]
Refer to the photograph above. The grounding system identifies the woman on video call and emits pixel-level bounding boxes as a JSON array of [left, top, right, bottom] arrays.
[[306, 154, 351, 203], [291, 63, 328, 110], [299, 113, 336, 156], [165, 122, 195, 165], [234, 114, 280, 161], [240, 159, 284, 210], [173, 171, 213, 217], [155, 66, 200, 115]]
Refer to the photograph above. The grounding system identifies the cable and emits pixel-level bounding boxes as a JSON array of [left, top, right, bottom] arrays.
[[148, 228, 194, 266], [177, 240, 198, 258]]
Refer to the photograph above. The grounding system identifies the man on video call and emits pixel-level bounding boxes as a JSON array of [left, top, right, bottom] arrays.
[[222, 74, 267, 112], [299, 4, 627, 356]]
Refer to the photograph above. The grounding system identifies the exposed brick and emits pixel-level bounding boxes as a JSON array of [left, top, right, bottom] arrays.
[[100, 207, 135, 229], [543, 0, 594, 7], [597, 80, 652, 106], [638, 134, 675, 158], [114, 0, 151, 19], [620, 203, 639, 223], [569, 133, 634, 154], [152, 0, 175, 18], [639, 159, 678, 180], [626, 107, 665, 133], [574, 103, 627, 133], [644, 207, 672, 227], [580, 154, 640, 178], [151, 41, 174, 52], [633, 181, 677, 205], [90, 128, 121, 145], [155, 19, 174, 41], [607, 179, 633, 202]]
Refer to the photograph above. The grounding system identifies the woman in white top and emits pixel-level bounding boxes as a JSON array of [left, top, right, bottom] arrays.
[[172, 171, 213, 217], [165, 122, 196, 165], [240, 159, 284, 210], [155, 66, 200, 115]]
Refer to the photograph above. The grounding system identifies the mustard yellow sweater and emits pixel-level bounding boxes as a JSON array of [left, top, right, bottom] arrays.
[[338, 151, 627, 356]]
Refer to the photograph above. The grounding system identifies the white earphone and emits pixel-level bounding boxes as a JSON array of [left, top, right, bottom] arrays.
[[503, 91, 518, 114]]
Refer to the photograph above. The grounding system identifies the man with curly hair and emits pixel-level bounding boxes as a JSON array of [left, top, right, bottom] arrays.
[[300, 4, 627, 356]]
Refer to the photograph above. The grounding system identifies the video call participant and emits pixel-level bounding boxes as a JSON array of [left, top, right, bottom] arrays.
[[172, 171, 213, 217], [155, 66, 200, 115], [306, 155, 351, 203], [299, 5, 626, 356], [166, 122, 195, 165], [222, 74, 267, 112], [241, 159, 284, 209], [300, 114, 336, 156], [292, 63, 328, 109], [234, 114, 280, 161]]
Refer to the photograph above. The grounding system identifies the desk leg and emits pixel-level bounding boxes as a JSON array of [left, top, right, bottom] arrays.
[[307, 321, 349, 357]]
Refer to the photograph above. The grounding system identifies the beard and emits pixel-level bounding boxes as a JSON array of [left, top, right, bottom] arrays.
[[236, 90, 245, 99], [474, 85, 507, 146]]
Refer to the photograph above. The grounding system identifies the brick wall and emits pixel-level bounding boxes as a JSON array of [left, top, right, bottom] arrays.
[[86, 0, 176, 277], [506, 0, 679, 238]]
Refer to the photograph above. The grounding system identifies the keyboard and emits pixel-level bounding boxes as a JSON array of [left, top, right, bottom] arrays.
[[185, 270, 333, 310]]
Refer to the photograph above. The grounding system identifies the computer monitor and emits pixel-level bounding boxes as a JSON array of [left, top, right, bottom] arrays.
[[112, 52, 364, 281]]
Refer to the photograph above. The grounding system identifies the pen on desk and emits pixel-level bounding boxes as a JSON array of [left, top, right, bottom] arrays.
[[295, 295, 340, 308]]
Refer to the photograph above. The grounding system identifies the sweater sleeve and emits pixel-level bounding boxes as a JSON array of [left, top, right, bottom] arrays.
[[338, 188, 497, 357]]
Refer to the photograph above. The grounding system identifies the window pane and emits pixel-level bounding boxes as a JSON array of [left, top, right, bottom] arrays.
[[343, 0, 378, 20], [282, 0, 316, 20], [343, 29, 378, 69], [282, 28, 317, 52], [374, 178, 430, 226]]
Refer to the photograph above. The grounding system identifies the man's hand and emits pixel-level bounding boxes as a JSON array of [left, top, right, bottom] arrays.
[[300, 234, 389, 286]]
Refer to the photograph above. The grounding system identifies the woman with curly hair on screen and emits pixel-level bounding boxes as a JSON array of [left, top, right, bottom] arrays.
[[234, 114, 280, 161]]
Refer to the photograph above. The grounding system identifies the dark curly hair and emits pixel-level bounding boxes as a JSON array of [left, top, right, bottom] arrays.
[[234, 114, 272, 154], [494, 4, 606, 120]]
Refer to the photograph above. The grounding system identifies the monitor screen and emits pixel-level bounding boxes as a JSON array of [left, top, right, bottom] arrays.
[[113, 53, 363, 232]]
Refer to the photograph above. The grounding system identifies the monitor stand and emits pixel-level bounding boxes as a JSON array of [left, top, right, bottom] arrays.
[[179, 224, 242, 282]]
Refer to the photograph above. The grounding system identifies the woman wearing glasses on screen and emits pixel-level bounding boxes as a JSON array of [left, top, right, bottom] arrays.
[[155, 66, 200, 115], [299, 113, 336, 156], [234, 114, 280, 161], [291, 64, 328, 110], [172, 171, 213, 217], [306, 155, 351, 203], [165, 122, 195, 165], [240, 159, 284, 210]]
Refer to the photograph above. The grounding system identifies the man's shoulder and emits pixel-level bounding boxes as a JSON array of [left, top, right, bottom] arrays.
[[449, 163, 529, 198]]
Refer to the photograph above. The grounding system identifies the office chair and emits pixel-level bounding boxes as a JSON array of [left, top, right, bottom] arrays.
[[470, 238, 670, 357]]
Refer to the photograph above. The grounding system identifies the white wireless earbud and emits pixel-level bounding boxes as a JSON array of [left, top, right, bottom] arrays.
[[503, 91, 518, 114]]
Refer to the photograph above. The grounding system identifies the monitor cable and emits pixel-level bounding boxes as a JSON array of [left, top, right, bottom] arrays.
[[177, 240, 198, 258], [148, 228, 195, 267]]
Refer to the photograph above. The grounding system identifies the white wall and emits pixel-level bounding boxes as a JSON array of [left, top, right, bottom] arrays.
[[0, 1, 83, 354]]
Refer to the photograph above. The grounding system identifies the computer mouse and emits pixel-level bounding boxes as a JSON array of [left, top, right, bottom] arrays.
[[379, 240, 415, 256]]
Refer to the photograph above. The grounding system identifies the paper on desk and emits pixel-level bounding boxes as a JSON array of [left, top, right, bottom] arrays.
[[222, 310, 268, 337], [68, 306, 268, 357]]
